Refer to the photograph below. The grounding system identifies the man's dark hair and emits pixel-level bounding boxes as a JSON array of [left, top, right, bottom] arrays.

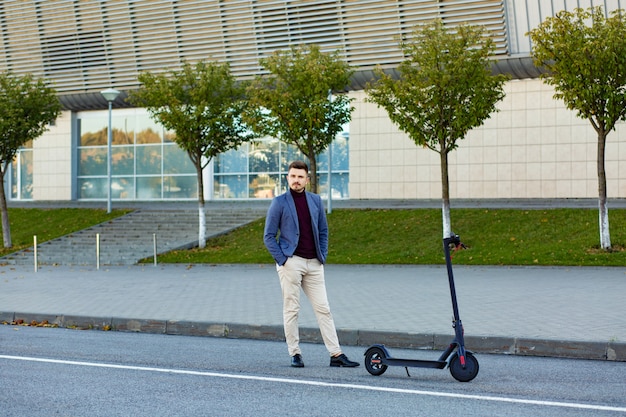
[[288, 160, 309, 173]]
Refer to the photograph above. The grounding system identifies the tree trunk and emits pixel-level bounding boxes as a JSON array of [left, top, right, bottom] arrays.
[[597, 130, 611, 250], [198, 202, 206, 249], [0, 170, 12, 248], [196, 159, 206, 249], [440, 150, 452, 239]]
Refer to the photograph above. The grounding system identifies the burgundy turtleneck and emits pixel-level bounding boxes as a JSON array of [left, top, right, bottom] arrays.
[[290, 188, 317, 259]]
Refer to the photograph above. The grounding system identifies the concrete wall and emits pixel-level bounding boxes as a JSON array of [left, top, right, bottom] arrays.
[[349, 78, 626, 200], [32, 111, 73, 200]]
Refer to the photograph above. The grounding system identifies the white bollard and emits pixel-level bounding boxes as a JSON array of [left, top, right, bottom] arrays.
[[33, 235, 37, 272], [153, 233, 157, 266], [96, 233, 100, 270]]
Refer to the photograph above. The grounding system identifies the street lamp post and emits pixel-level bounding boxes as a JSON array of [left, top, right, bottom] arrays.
[[100, 88, 120, 213]]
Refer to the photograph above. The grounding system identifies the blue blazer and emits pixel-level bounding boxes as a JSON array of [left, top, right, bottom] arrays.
[[263, 190, 328, 266]]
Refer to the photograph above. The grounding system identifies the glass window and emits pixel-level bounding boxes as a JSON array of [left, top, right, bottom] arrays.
[[112, 146, 134, 176], [318, 172, 349, 199], [164, 175, 197, 199], [77, 108, 200, 201], [112, 176, 135, 199], [136, 126, 162, 144], [332, 132, 349, 170], [21, 150, 32, 199], [78, 148, 106, 176], [283, 146, 306, 171], [78, 177, 106, 199], [75, 108, 349, 202], [249, 139, 280, 173], [164, 129, 176, 143], [79, 118, 107, 146], [250, 173, 280, 198], [136, 145, 162, 175], [10, 150, 33, 199], [136, 176, 162, 199], [317, 132, 349, 171], [10, 159, 17, 199], [164, 143, 195, 175], [215, 145, 248, 173], [113, 115, 136, 145], [214, 174, 248, 198]]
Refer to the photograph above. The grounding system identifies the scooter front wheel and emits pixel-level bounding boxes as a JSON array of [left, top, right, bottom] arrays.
[[449, 351, 479, 382], [364, 347, 388, 376]]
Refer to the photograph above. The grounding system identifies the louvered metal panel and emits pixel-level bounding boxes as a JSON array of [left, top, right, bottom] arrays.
[[1, 0, 509, 108]]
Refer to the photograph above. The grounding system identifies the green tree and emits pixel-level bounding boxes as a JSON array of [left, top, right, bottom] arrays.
[[366, 20, 508, 238], [128, 60, 256, 248], [528, 7, 626, 250], [0, 71, 62, 247], [245, 44, 354, 194]]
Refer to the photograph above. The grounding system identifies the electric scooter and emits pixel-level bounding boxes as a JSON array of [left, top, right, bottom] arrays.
[[363, 234, 479, 382]]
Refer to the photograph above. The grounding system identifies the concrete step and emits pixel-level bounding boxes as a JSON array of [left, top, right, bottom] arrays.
[[0, 208, 265, 266]]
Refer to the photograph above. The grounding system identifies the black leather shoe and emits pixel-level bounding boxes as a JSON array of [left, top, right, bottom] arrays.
[[330, 353, 359, 367], [291, 354, 304, 368]]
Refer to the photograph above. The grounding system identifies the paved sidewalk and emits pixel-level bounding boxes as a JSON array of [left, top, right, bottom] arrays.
[[1, 262, 624, 362]]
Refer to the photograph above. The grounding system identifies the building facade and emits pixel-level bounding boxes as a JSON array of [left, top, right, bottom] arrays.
[[1, 0, 625, 202]]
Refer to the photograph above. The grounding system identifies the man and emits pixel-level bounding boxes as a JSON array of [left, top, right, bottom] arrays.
[[264, 160, 359, 368]]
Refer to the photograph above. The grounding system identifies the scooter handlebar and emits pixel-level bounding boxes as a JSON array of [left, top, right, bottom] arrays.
[[444, 234, 467, 251], [444, 234, 461, 246]]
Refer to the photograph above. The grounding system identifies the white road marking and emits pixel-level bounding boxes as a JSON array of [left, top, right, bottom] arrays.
[[1, 354, 625, 413]]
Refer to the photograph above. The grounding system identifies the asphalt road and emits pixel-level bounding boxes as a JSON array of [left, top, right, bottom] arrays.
[[1, 326, 625, 417]]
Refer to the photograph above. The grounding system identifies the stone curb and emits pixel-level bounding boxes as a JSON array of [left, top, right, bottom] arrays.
[[2, 311, 624, 362]]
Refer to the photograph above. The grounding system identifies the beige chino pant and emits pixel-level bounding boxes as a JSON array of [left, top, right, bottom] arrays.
[[277, 255, 342, 357]]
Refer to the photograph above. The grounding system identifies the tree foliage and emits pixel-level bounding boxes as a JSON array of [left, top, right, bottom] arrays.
[[0, 71, 62, 247], [528, 7, 626, 250], [366, 20, 508, 238], [245, 44, 354, 194], [128, 60, 256, 248]]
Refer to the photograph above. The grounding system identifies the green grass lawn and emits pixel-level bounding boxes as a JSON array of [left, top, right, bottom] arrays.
[[154, 208, 626, 266], [0, 208, 130, 258], [2, 207, 624, 266]]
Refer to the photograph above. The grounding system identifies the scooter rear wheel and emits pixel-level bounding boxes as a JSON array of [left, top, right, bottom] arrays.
[[449, 351, 479, 382], [364, 347, 388, 376]]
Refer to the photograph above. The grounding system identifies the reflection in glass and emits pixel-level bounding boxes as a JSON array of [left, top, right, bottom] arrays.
[[214, 175, 248, 198], [112, 146, 134, 176], [136, 127, 162, 144], [20, 151, 32, 199], [283, 146, 306, 172], [211, 131, 349, 200], [74, 108, 348, 202], [164, 144, 195, 174], [78, 109, 197, 201], [163, 175, 197, 199], [164, 130, 176, 143], [78, 177, 106, 199], [78, 148, 107, 176], [136, 145, 162, 175], [10, 150, 33, 199], [215, 145, 247, 173], [249, 140, 280, 173], [332, 132, 350, 170], [318, 132, 349, 171], [137, 177, 162, 199], [113, 115, 135, 145], [318, 172, 349, 199], [79, 118, 107, 146], [111, 177, 134, 199], [249, 174, 279, 198], [10, 159, 17, 198]]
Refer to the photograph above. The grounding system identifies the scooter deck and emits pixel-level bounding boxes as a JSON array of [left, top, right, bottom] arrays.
[[381, 357, 447, 369]]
